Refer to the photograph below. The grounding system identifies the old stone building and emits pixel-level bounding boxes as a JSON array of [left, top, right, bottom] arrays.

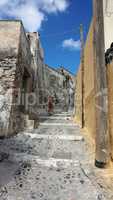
[[27, 32, 45, 105], [0, 20, 45, 137], [57, 66, 75, 109], [45, 64, 75, 112], [0, 20, 75, 137], [26, 32, 45, 118]]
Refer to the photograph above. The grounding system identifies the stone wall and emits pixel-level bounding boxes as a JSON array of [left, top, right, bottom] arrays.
[[9, 21, 33, 135], [0, 21, 22, 136], [26, 32, 45, 116], [0, 20, 45, 136], [0, 58, 17, 136]]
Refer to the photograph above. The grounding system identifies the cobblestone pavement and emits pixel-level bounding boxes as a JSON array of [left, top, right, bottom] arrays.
[[0, 112, 113, 200]]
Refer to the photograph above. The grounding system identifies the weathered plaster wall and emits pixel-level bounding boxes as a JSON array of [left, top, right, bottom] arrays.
[[19, 24, 32, 77], [84, 21, 96, 138], [27, 32, 45, 117], [74, 65, 82, 125], [9, 21, 33, 135], [75, 22, 96, 137], [75, 1, 113, 164], [35, 33, 45, 105], [25, 32, 39, 120], [0, 21, 20, 59]]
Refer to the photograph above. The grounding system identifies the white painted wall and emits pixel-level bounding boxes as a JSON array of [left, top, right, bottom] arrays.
[[103, 0, 113, 50]]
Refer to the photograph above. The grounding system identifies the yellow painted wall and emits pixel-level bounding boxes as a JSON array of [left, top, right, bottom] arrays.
[[75, 64, 82, 125], [75, 18, 113, 163], [84, 22, 94, 99], [84, 21, 96, 138], [75, 21, 96, 139]]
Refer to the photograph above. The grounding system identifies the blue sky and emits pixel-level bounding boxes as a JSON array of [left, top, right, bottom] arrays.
[[0, 0, 92, 74], [40, 0, 93, 74]]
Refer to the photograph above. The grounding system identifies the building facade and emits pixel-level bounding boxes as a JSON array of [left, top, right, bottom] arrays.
[[45, 65, 75, 112], [0, 20, 45, 137]]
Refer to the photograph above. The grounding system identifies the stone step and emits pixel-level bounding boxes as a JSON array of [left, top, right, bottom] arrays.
[[39, 116, 71, 120], [23, 132, 84, 141], [39, 122, 78, 126], [9, 153, 79, 169]]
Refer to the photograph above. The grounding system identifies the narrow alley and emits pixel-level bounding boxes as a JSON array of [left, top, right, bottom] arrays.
[[1, 1, 113, 199], [0, 112, 113, 200]]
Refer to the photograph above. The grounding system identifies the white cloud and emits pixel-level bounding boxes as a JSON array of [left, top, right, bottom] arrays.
[[39, 0, 69, 13], [10, 4, 45, 32], [0, 0, 9, 6], [62, 38, 81, 51], [0, 0, 69, 31]]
